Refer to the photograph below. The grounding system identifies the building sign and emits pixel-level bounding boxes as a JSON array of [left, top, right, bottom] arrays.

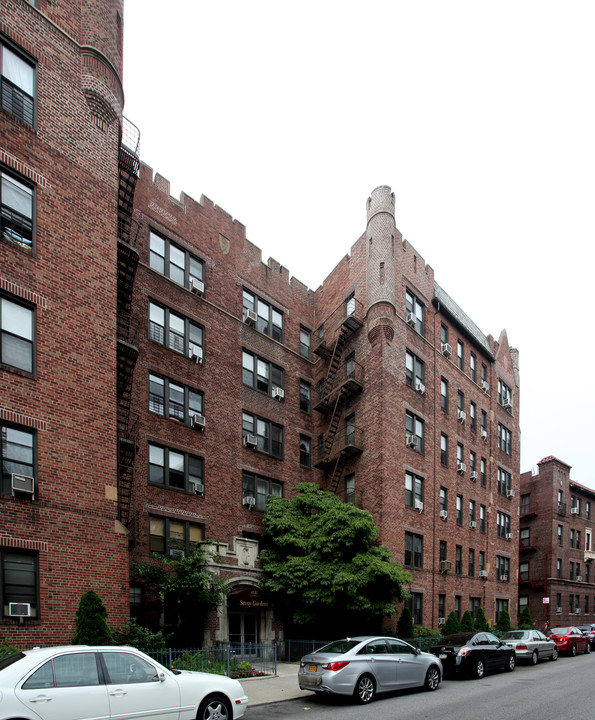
[[228, 587, 269, 611], [543, 597, 550, 604]]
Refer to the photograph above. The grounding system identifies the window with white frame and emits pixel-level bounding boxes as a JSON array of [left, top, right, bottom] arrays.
[[480, 504, 486, 532], [456, 495, 463, 525], [457, 340, 464, 370], [299, 380, 311, 413], [440, 433, 448, 465], [1, 295, 34, 372], [470, 352, 477, 382]]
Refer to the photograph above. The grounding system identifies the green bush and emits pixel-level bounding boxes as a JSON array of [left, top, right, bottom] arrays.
[[461, 610, 474, 632], [415, 626, 441, 638], [171, 651, 266, 678], [442, 611, 461, 635], [0, 637, 20, 659], [72, 590, 112, 645], [518, 606, 534, 630], [474, 607, 489, 631], [112, 619, 169, 652], [495, 609, 512, 632], [396, 607, 415, 639]]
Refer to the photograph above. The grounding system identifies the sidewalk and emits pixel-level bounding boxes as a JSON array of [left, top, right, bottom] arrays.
[[241, 662, 312, 706]]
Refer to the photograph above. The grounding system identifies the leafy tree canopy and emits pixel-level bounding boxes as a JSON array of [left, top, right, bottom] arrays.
[[72, 590, 112, 645], [260, 483, 410, 628]]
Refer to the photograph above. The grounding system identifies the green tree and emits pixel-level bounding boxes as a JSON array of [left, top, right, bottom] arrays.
[[442, 611, 461, 635], [134, 545, 227, 646], [474, 606, 489, 631], [518, 606, 534, 629], [495, 609, 512, 632], [260, 483, 410, 634], [111, 619, 169, 652], [461, 610, 474, 631], [396, 607, 415, 639], [72, 590, 112, 645]]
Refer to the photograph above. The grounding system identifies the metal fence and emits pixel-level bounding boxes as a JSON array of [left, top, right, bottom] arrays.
[[147, 643, 277, 678]]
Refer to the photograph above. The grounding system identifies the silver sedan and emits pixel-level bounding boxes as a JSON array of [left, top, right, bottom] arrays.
[[298, 636, 442, 703], [500, 630, 559, 664]]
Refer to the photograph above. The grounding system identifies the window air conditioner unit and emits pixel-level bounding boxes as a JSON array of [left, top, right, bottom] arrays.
[[457, 462, 466, 475], [481, 380, 489, 393], [189, 278, 205, 296], [415, 381, 426, 395], [469, 521, 477, 529], [243, 309, 257, 326], [11, 473, 35, 495], [415, 499, 424, 512], [191, 414, 206, 430], [470, 471, 478, 481], [243, 434, 257, 448], [556, 606, 562, 613], [441, 343, 452, 358], [576, 608, 581, 614], [190, 481, 204, 495], [189, 345, 203, 364], [406, 312, 416, 327], [507, 489, 515, 499], [505, 533, 513, 540], [406, 434, 418, 448], [439, 510, 448, 520], [272, 387, 285, 400], [457, 409, 466, 423], [439, 560, 452, 573], [576, 575, 582, 582], [169, 549, 185, 558], [243, 496, 256, 508], [571, 507, 579, 515], [479, 570, 488, 579], [8, 602, 31, 617], [502, 396, 512, 410], [481, 429, 488, 440], [438, 617, 446, 625], [500, 574, 508, 582]]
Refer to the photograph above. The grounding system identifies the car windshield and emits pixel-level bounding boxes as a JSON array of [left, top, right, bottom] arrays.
[[436, 633, 475, 647], [0, 653, 25, 671], [314, 639, 361, 654], [549, 628, 570, 634], [501, 631, 527, 640]]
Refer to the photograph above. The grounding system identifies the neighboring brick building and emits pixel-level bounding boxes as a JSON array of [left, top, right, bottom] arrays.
[[2, 0, 521, 646], [519, 457, 595, 628]]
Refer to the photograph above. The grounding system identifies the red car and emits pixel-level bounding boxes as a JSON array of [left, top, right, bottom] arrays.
[[547, 627, 591, 656]]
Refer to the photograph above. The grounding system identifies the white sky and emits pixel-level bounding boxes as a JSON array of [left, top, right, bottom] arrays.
[[123, 0, 595, 488]]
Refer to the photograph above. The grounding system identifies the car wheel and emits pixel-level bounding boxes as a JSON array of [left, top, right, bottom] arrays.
[[354, 674, 376, 704], [424, 666, 440, 691], [550, 646, 558, 661], [473, 657, 485, 679], [507, 653, 516, 672], [571, 644, 577, 657], [586, 643, 591, 655], [197, 694, 232, 720], [530, 650, 538, 666]]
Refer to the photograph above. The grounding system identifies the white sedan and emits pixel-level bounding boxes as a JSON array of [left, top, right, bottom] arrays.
[[0, 645, 249, 720]]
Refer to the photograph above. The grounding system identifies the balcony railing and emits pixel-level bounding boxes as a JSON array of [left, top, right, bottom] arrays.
[[519, 538, 538, 552], [314, 297, 364, 357], [520, 501, 539, 518], [314, 358, 364, 411], [557, 502, 567, 516], [315, 425, 364, 467]]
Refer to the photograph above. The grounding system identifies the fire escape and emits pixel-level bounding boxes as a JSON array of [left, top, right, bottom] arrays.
[[313, 297, 364, 494], [116, 117, 140, 531]]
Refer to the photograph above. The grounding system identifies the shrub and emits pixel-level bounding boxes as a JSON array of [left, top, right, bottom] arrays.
[[518, 606, 534, 630], [474, 607, 489, 631], [441, 611, 461, 635], [0, 637, 20, 659], [415, 626, 441, 638], [461, 610, 474, 632], [112, 619, 169, 652], [396, 607, 415, 639], [495, 609, 512, 633], [171, 651, 266, 678], [72, 590, 112, 645]]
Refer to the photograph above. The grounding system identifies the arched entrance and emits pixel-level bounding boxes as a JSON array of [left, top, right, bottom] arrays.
[[227, 587, 269, 645]]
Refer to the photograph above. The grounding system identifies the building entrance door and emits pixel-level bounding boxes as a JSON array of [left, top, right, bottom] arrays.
[[229, 612, 258, 645]]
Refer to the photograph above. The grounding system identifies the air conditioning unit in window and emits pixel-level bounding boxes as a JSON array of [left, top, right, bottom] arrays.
[[502, 396, 512, 410], [505, 533, 513, 540], [243, 496, 256, 509], [415, 381, 426, 395], [481, 429, 488, 441], [441, 343, 452, 358], [189, 278, 205, 296], [479, 570, 488, 579], [457, 462, 466, 475], [500, 574, 508, 582], [406, 312, 416, 327], [415, 499, 424, 512], [469, 521, 477, 529], [438, 617, 446, 625], [507, 489, 515, 499], [457, 409, 466, 423], [440, 510, 448, 520], [169, 549, 185, 558], [576, 575, 583, 582], [11, 473, 35, 496], [571, 507, 579, 515], [8, 602, 31, 618], [556, 606, 562, 613], [575, 608, 581, 614], [243, 309, 257, 326], [191, 414, 205, 430], [189, 345, 203, 364], [439, 560, 452, 573], [272, 387, 285, 400], [406, 434, 418, 448], [470, 471, 478, 481], [243, 434, 257, 448], [482, 380, 489, 393], [190, 481, 204, 495]]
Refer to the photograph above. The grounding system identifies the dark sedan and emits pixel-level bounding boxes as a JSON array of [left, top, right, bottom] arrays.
[[430, 632, 516, 679]]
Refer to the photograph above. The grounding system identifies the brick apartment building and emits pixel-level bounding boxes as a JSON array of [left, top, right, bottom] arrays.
[[1, 0, 521, 646], [519, 457, 595, 628]]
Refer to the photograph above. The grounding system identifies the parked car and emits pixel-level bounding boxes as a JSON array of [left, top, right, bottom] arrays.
[[576, 624, 595, 649], [429, 632, 516, 678], [298, 636, 442, 703], [500, 630, 558, 664], [546, 627, 591, 656], [0, 645, 249, 720]]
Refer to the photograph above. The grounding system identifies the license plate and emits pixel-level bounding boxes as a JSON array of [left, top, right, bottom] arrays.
[[308, 664, 317, 671], [439, 653, 447, 659]]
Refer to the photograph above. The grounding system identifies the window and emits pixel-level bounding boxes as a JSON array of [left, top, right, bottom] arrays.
[[149, 516, 204, 555], [520, 493, 531, 516], [520, 527, 530, 548], [480, 457, 487, 486], [299, 380, 311, 413], [299, 435, 311, 468], [556, 593, 562, 612], [242, 470, 282, 512], [481, 410, 487, 434], [457, 442, 464, 466], [439, 541, 447, 562], [299, 326, 311, 359], [242, 350, 284, 395], [519, 561, 529, 582], [405, 411, 424, 452], [405, 472, 424, 508], [469, 402, 476, 432], [556, 558, 562, 578], [456, 495, 463, 525], [24, 653, 100, 689], [587, 529, 592, 552], [498, 423, 512, 455], [497, 555, 510, 581], [497, 511, 511, 538], [481, 362, 488, 385], [440, 433, 448, 465], [243, 289, 284, 342], [479, 551, 486, 572], [587, 502, 591, 520], [149, 229, 204, 290], [469, 499, 476, 523], [345, 473, 355, 504], [406, 592, 423, 625], [406, 350, 425, 388], [470, 352, 477, 382], [1, 295, 34, 372], [404, 532, 423, 568], [441, 323, 448, 344], [480, 504, 486, 532], [1, 423, 35, 496], [470, 450, 476, 474], [149, 301, 203, 358], [570, 529, 575, 549], [569, 594, 574, 612], [102, 652, 158, 685], [457, 340, 464, 370], [242, 412, 283, 458], [438, 594, 446, 622], [455, 545, 462, 574], [440, 487, 447, 512], [1, 168, 34, 250], [468, 548, 475, 577], [495, 598, 509, 622], [1, 41, 35, 127], [454, 595, 461, 619], [405, 289, 424, 334], [1, 550, 38, 618], [148, 443, 204, 494], [497, 468, 512, 497], [148, 373, 203, 423], [498, 378, 512, 410], [440, 378, 448, 411], [457, 390, 464, 413], [518, 595, 528, 616], [558, 525, 563, 546]]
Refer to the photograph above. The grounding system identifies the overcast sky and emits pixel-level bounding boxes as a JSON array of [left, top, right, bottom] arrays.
[[123, 0, 595, 488]]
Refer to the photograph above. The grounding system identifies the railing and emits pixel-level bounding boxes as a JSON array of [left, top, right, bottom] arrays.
[[315, 358, 364, 405], [147, 644, 277, 678], [120, 116, 140, 156], [316, 426, 364, 465], [314, 297, 364, 351], [557, 502, 567, 516], [520, 501, 538, 517]]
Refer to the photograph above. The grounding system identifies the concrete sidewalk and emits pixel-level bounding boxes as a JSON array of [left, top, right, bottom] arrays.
[[241, 662, 312, 706]]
